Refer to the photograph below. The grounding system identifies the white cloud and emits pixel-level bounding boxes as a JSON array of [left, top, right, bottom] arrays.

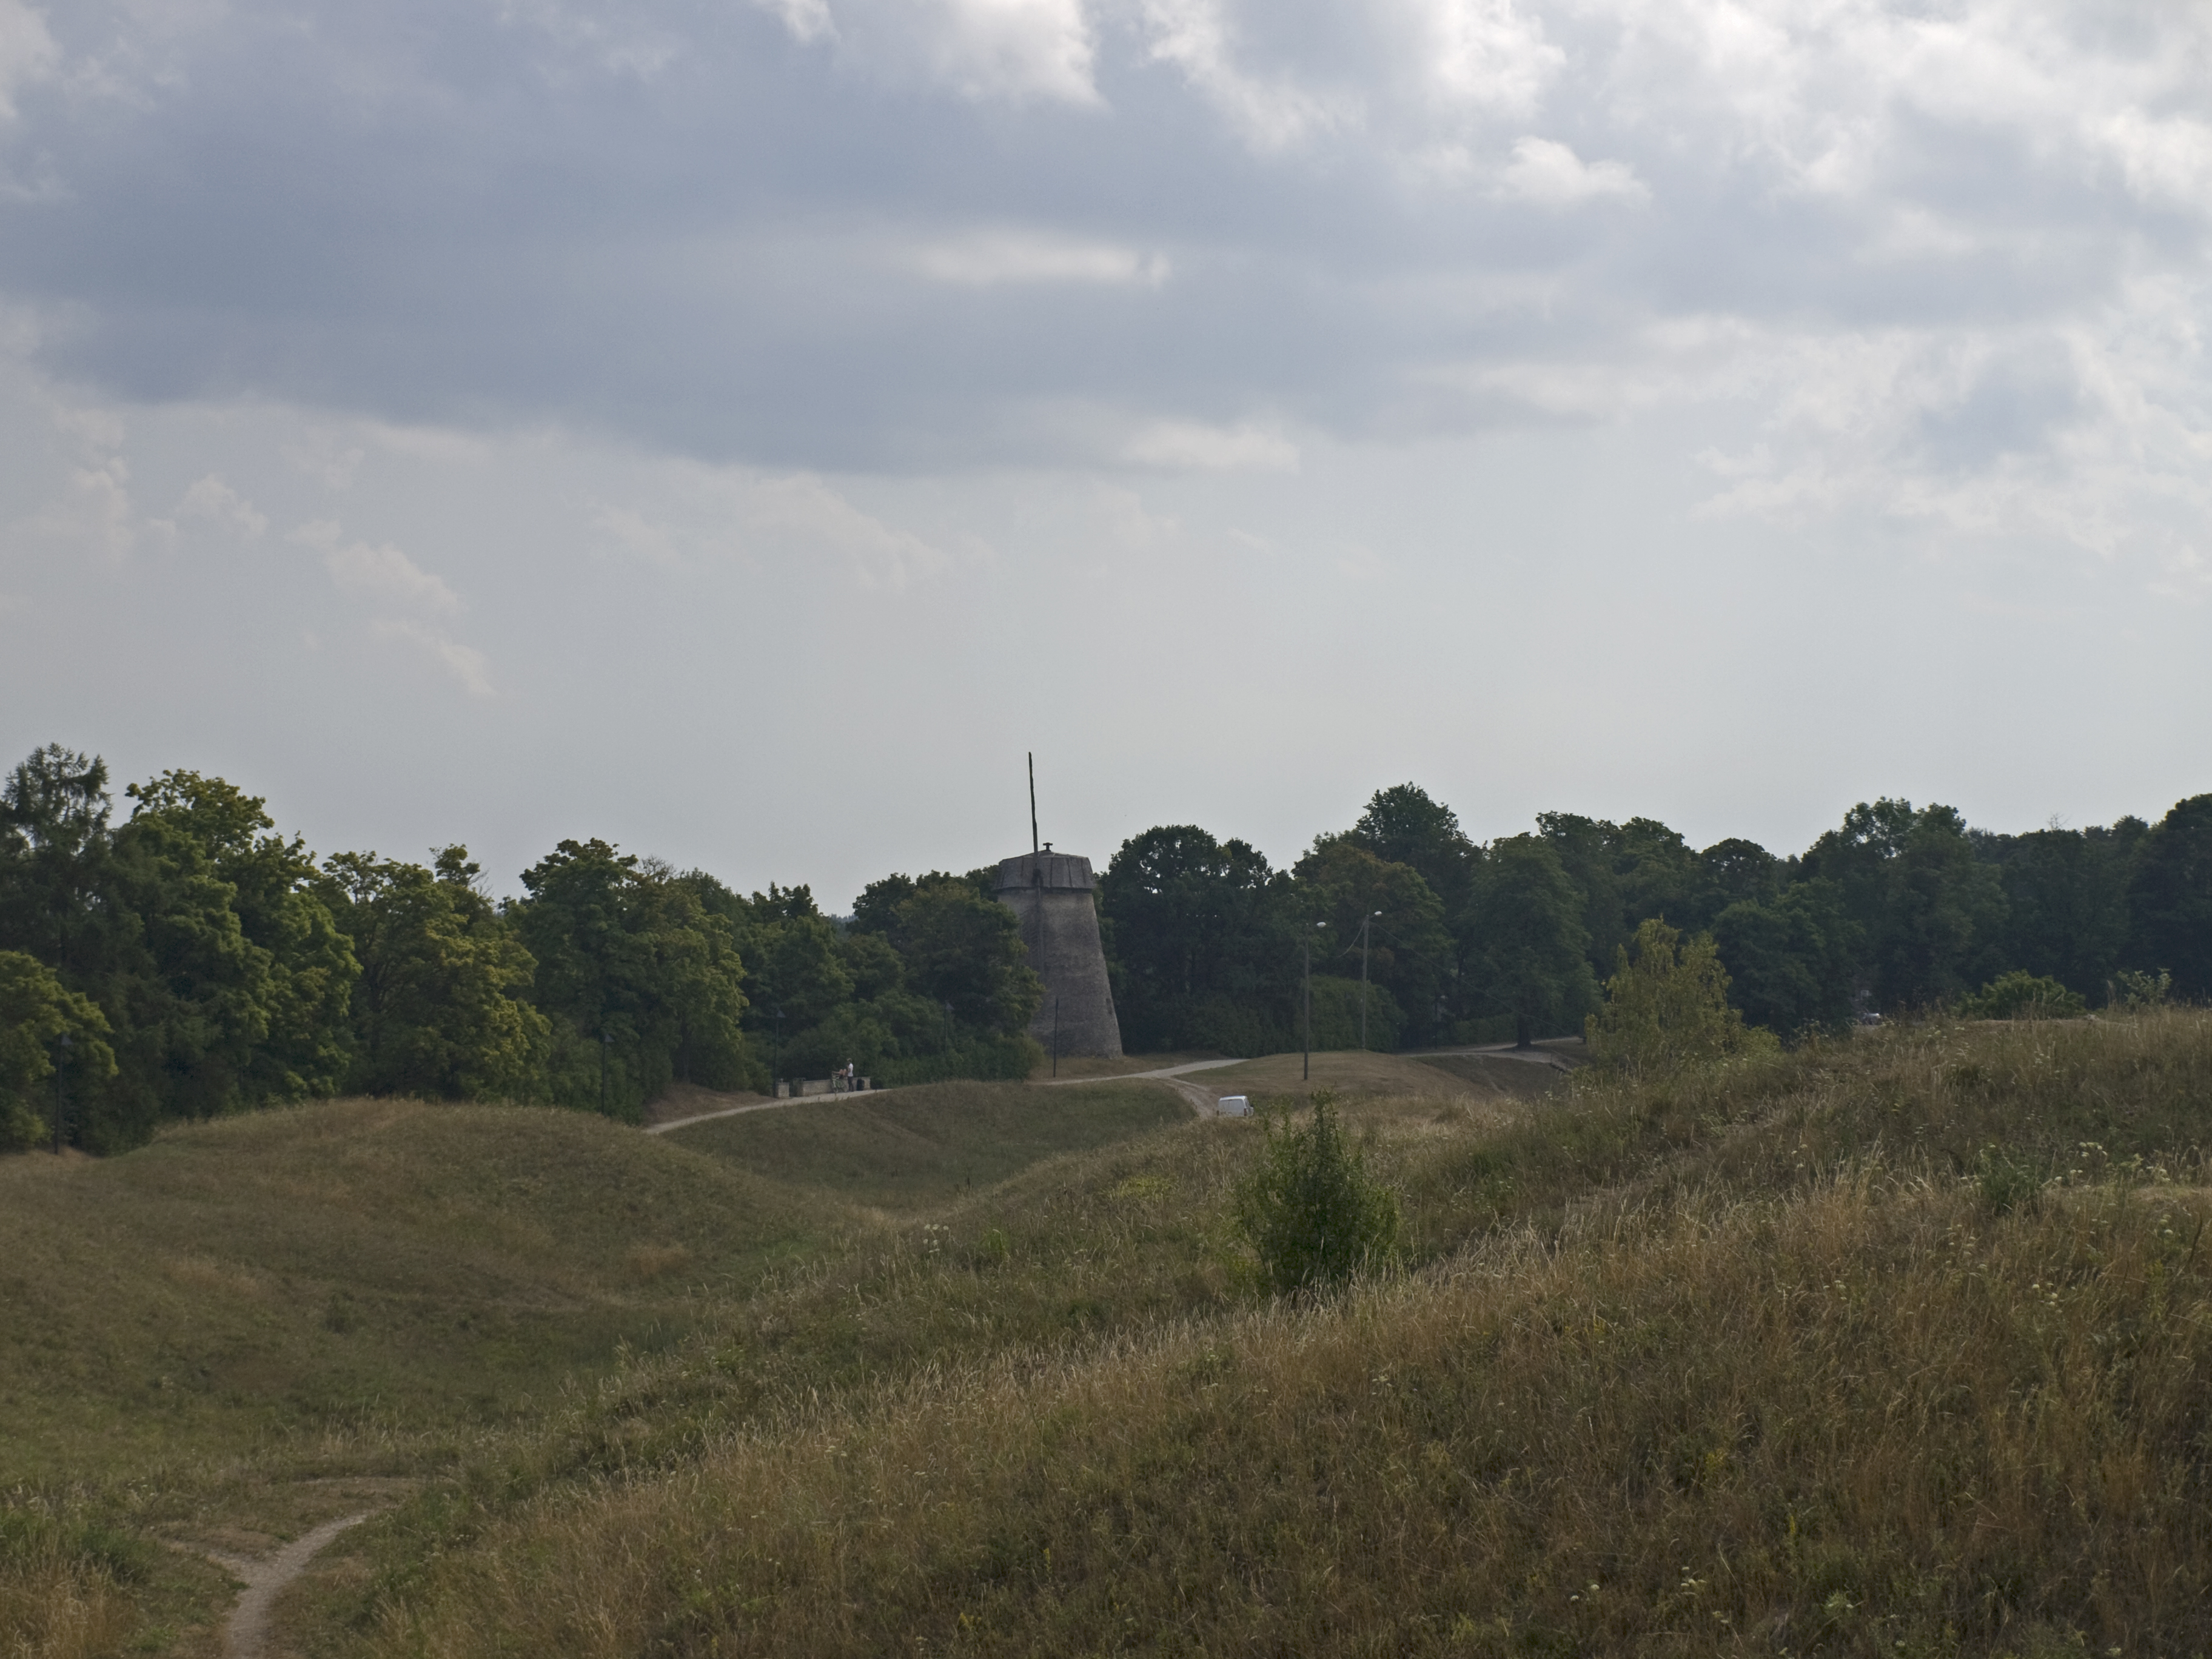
[[370, 618, 496, 695], [1123, 418, 1298, 471], [795, 0, 1100, 104], [1419, 0, 1561, 118], [171, 474, 267, 540], [25, 460, 136, 560], [1138, 0, 1353, 150], [591, 465, 956, 589], [1495, 136, 1647, 205], [0, 0, 58, 121], [754, 0, 836, 45], [745, 472, 954, 588], [903, 229, 1169, 287], [297, 520, 463, 615]]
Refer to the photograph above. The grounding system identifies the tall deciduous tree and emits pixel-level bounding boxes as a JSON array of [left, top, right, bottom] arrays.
[[125, 771, 357, 1102], [1464, 835, 1598, 1047], [318, 846, 548, 1099], [511, 840, 754, 1116], [1098, 826, 1290, 1053], [0, 950, 118, 1151], [2129, 795, 2212, 999], [1293, 839, 1452, 1044]]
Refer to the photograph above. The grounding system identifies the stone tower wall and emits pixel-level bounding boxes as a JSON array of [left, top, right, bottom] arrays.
[[993, 851, 1124, 1059]]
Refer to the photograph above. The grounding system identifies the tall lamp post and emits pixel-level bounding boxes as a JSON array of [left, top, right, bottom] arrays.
[[52, 1033, 70, 1156]]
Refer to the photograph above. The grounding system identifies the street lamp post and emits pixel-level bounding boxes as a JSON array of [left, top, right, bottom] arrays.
[[1051, 996, 1061, 1079]]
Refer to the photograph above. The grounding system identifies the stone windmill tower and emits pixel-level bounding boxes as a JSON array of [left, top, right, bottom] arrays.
[[993, 756, 1123, 1059]]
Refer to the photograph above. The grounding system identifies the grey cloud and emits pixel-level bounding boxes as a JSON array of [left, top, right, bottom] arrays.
[[0, 0, 2204, 484]]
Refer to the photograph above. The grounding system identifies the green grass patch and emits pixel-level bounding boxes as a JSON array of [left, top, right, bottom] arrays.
[[663, 1079, 1188, 1210]]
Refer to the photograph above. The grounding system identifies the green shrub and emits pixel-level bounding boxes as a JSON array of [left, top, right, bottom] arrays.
[[1972, 1146, 2044, 1215], [1301, 975, 1406, 1052], [1233, 1090, 1401, 1295], [1960, 971, 2087, 1021], [1586, 919, 1775, 1076], [2114, 968, 2171, 1011]]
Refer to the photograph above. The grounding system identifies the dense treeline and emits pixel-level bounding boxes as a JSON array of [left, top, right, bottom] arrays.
[[0, 744, 1041, 1153], [1097, 783, 2212, 1054], [7, 740, 2207, 1151]]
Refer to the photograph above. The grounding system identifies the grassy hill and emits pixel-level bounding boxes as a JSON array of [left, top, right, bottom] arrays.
[[15, 1024, 2212, 1657], [337, 1014, 2212, 1658], [664, 1079, 1190, 1210]]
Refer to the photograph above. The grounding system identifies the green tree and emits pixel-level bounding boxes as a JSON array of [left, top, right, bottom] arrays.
[[2128, 795, 2212, 1000], [0, 951, 118, 1152], [1293, 839, 1452, 1045], [891, 877, 1043, 1037], [1233, 1090, 1401, 1295], [1684, 837, 1782, 932], [1587, 919, 1775, 1076], [1711, 879, 1860, 1037], [1098, 827, 1291, 1053], [1535, 812, 1629, 978], [318, 846, 548, 1099], [1347, 784, 1476, 917], [510, 840, 754, 1117], [124, 771, 357, 1101], [1801, 799, 2008, 1010], [1464, 834, 1598, 1047], [1982, 823, 2140, 1000]]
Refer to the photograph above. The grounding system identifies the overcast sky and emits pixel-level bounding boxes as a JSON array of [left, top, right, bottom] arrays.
[[2, 0, 2208, 905]]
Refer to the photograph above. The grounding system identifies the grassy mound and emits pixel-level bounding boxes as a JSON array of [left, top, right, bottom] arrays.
[[0, 1099, 834, 1483], [665, 1079, 1189, 1210], [347, 1013, 2212, 1658]]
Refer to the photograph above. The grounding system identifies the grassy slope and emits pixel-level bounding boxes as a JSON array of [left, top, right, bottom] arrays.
[[0, 1099, 845, 1657], [0, 1099, 837, 1482], [664, 1080, 1190, 1210], [343, 1014, 2212, 1658], [0, 1081, 1218, 1656]]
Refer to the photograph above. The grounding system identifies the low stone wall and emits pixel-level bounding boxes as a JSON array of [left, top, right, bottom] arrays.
[[775, 1077, 874, 1098]]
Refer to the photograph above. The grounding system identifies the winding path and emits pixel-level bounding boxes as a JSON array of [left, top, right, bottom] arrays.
[[207, 1510, 381, 1659]]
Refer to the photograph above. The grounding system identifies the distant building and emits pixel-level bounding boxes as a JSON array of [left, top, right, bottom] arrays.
[[993, 846, 1123, 1059]]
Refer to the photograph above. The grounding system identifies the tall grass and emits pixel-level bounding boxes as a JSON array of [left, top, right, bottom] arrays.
[[350, 1011, 2212, 1658], [0, 1505, 144, 1659]]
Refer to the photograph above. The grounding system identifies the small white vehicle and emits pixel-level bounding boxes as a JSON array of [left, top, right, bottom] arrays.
[[1217, 1094, 1253, 1117]]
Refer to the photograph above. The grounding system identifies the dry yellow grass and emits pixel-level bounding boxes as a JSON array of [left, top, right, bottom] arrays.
[[344, 1010, 2212, 1658], [365, 1171, 2212, 1657], [21, 1014, 2212, 1657]]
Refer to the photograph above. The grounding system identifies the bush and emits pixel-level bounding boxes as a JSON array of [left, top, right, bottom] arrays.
[[2114, 968, 2171, 1011], [1586, 919, 1775, 1077], [1960, 971, 2087, 1021], [1232, 1090, 1400, 1295], [1301, 975, 1405, 1052]]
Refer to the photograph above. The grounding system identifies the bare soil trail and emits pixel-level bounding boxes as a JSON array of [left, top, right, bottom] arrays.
[[206, 1509, 382, 1659]]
